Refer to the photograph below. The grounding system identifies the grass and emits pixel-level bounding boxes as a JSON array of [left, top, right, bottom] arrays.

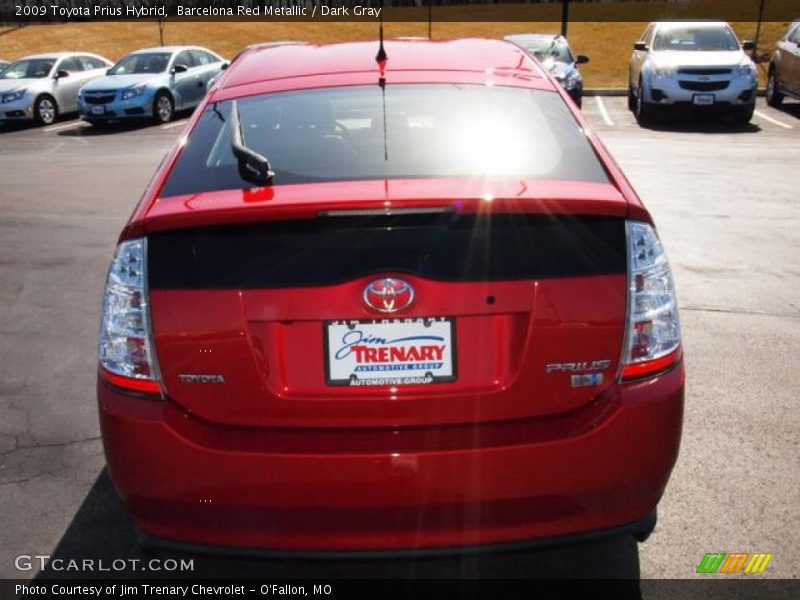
[[0, 4, 793, 88]]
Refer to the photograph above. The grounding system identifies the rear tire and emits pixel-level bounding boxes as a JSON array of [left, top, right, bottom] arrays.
[[766, 68, 784, 108], [628, 83, 637, 111], [34, 94, 58, 126], [152, 92, 174, 124]]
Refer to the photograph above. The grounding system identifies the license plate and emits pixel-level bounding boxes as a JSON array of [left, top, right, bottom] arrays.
[[325, 317, 456, 386], [91, 105, 106, 115], [693, 94, 715, 106]]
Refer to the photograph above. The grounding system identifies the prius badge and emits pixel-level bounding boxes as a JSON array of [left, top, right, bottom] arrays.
[[363, 278, 415, 314], [546, 359, 611, 388]]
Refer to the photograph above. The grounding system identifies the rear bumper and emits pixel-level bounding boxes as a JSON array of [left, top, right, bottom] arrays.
[[99, 362, 683, 552], [136, 510, 657, 559]]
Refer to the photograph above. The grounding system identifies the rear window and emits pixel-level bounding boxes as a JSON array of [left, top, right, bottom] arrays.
[[160, 84, 608, 196], [519, 37, 573, 63]]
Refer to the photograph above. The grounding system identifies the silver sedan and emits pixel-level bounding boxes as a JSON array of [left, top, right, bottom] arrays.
[[0, 52, 112, 125]]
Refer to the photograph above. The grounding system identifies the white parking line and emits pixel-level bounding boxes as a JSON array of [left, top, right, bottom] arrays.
[[753, 110, 793, 130], [42, 120, 84, 133], [161, 119, 188, 130], [594, 96, 615, 127]]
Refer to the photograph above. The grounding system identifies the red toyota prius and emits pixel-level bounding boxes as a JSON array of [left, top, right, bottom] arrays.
[[97, 39, 684, 554]]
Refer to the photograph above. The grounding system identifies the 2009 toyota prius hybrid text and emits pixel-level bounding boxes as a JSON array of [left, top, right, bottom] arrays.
[[97, 39, 684, 553]]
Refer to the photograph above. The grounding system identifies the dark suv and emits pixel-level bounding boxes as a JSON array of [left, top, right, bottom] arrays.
[[767, 20, 800, 107]]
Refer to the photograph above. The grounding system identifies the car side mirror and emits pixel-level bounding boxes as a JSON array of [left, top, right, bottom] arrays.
[[576, 54, 590, 65], [105, 68, 112, 75], [55, 70, 70, 79], [221, 61, 230, 71], [171, 64, 188, 75], [742, 40, 756, 51], [634, 42, 649, 52]]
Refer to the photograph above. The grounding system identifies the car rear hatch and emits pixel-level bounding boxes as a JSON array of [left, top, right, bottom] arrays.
[[145, 182, 629, 429]]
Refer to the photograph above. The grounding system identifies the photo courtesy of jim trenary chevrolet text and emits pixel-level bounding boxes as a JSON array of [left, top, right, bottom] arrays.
[[0, 0, 798, 598]]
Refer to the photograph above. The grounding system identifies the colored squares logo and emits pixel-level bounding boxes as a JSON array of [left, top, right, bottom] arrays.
[[697, 553, 773, 574]]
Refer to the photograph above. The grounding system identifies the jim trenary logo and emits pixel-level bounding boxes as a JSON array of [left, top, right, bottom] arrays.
[[696, 552, 773, 574]]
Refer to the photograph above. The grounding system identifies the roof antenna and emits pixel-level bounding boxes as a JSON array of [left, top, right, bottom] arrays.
[[376, 2, 388, 161], [376, 2, 387, 85]]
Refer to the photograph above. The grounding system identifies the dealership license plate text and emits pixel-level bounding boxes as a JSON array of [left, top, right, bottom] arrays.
[[325, 318, 456, 386]]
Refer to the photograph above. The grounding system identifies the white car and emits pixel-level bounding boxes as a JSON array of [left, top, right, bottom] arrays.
[[629, 21, 758, 124], [0, 52, 112, 125]]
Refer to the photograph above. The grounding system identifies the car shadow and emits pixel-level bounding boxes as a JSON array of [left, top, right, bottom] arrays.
[[58, 120, 153, 137], [638, 115, 762, 134], [0, 110, 86, 134], [774, 100, 800, 120], [57, 109, 194, 137], [34, 469, 643, 587], [0, 120, 41, 134]]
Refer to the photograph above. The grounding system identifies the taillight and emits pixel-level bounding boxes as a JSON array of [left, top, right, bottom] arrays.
[[98, 238, 161, 395], [620, 221, 682, 381]]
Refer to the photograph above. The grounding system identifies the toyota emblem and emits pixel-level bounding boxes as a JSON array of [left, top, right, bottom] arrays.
[[363, 278, 414, 313]]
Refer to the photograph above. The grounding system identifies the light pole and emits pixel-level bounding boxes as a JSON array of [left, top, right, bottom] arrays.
[[753, 0, 768, 61]]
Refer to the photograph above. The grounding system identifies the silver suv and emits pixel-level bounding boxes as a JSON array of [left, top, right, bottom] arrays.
[[629, 21, 757, 124]]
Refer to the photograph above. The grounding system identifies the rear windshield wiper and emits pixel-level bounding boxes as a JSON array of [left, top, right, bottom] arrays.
[[230, 99, 275, 186]]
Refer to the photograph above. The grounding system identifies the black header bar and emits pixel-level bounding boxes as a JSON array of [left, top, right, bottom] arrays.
[[1, 0, 798, 24]]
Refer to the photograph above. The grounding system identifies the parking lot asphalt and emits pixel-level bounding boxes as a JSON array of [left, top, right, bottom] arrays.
[[0, 98, 798, 583]]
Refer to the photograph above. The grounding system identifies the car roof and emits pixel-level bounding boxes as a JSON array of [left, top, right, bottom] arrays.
[[18, 52, 78, 60], [505, 34, 563, 42], [650, 21, 731, 29], [220, 39, 548, 91], [16, 51, 108, 61], [128, 46, 202, 55]]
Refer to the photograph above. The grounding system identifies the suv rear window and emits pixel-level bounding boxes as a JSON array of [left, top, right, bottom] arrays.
[[160, 84, 608, 196]]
